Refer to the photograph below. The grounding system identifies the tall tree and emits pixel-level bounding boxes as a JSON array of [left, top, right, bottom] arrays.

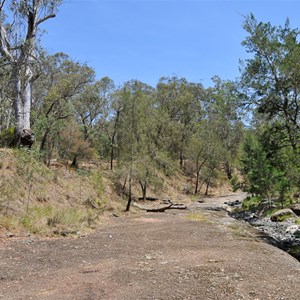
[[241, 14, 300, 150], [0, 0, 62, 147], [33, 53, 95, 163], [114, 80, 156, 210], [206, 77, 244, 179], [156, 76, 203, 167]]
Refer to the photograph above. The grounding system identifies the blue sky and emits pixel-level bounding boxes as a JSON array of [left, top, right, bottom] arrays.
[[41, 0, 300, 88]]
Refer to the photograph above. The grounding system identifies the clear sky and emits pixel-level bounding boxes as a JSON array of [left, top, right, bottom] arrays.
[[41, 0, 300, 88]]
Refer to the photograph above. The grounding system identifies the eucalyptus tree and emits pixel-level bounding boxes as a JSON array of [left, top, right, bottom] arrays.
[[70, 77, 114, 167], [73, 77, 114, 142], [33, 53, 95, 163], [114, 80, 157, 210], [206, 77, 244, 179], [185, 120, 218, 195], [0, 0, 62, 147], [156, 76, 204, 167], [103, 87, 123, 171]]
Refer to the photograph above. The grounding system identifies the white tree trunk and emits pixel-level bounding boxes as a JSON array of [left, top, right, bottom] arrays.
[[0, 0, 60, 147], [13, 62, 34, 146]]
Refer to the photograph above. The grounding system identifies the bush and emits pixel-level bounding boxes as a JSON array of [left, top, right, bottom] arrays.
[[242, 196, 262, 211], [0, 127, 15, 147]]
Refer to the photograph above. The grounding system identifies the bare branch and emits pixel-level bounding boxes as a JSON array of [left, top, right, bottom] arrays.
[[37, 13, 56, 26], [0, 0, 6, 11]]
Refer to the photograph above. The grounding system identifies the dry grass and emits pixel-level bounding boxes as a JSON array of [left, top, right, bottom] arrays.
[[0, 149, 123, 236], [186, 213, 209, 222]]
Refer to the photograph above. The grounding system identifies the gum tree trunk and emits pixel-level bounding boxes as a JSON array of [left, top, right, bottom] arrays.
[[0, 0, 60, 147], [13, 63, 35, 147]]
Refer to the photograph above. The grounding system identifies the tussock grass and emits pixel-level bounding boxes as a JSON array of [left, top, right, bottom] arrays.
[[186, 213, 209, 222], [0, 204, 101, 235]]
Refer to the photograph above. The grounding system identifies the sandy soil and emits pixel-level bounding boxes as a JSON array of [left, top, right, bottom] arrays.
[[1, 193, 300, 300]]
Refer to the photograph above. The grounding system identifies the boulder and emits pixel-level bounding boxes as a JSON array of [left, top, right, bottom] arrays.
[[270, 209, 297, 222], [285, 225, 300, 237], [291, 203, 300, 216]]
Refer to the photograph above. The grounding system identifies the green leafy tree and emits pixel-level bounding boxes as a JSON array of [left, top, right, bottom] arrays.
[[156, 77, 204, 167], [240, 15, 300, 203], [114, 81, 158, 210], [241, 14, 300, 151], [206, 77, 244, 179], [33, 53, 95, 164]]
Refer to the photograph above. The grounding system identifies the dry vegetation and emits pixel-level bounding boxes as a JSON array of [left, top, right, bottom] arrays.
[[0, 148, 124, 236], [0, 148, 234, 238]]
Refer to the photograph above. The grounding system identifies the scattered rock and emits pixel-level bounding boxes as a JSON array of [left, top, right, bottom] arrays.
[[255, 200, 276, 217], [224, 200, 242, 207], [270, 209, 297, 222], [53, 230, 79, 236]]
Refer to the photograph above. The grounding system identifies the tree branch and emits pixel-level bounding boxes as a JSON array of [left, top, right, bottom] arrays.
[[37, 13, 56, 26], [0, 24, 14, 64], [0, 0, 6, 11]]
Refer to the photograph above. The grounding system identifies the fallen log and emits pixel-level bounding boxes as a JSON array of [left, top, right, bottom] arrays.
[[137, 196, 159, 201], [146, 204, 172, 212], [169, 204, 187, 210], [133, 201, 187, 212]]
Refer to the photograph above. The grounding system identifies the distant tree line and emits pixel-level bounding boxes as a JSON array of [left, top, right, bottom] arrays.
[[1, 3, 300, 208]]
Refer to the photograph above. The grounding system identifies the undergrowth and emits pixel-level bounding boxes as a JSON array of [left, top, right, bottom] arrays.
[[0, 204, 100, 235]]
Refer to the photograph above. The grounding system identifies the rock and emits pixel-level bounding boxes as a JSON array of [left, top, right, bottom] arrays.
[[256, 200, 276, 217], [224, 200, 242, 207], [20, 128, 35, 148], [285, 225, 300, 237], [291, 203, 300, 216], [270, 209, 297, 222]]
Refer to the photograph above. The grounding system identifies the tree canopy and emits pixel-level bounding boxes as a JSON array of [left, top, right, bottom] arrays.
[[2, 10, 300, 209]]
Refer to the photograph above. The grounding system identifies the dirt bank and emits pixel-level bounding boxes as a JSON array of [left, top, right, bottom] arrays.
[[1, 193, 300, 300]]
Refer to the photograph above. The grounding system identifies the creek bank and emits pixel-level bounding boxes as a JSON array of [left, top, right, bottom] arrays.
[[228, 204, 300, 260]]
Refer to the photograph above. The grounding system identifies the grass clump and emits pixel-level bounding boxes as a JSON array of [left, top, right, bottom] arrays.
[[295, 218, 300, 225], [186, 213, 209, 222]]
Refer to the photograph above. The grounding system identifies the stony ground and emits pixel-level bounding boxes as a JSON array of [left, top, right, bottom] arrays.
[[1, 193, 300, 300]]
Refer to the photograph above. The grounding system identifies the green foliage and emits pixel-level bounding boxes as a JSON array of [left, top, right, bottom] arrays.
[[241, 14, 300, 151], [241, 132, 277, 198], [242, 196, 262, 211], [89, 171, 104, 196], [0, 128, 15, 147]]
